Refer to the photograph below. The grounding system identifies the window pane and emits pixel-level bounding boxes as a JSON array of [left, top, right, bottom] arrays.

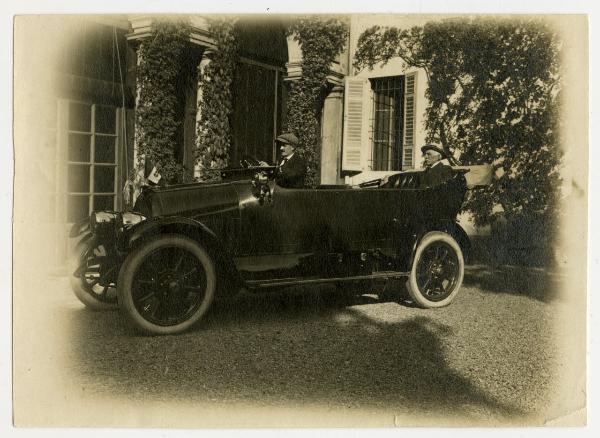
[[68, 133, 91, 162], [67, 195, 89, 222], [68, 102, 91, 132], [94, 135, 116, 163], [94, 166, 115, 193], [68, 164, 90, 193], [93, 195, 115, 211], [95, 105, 116, 134]]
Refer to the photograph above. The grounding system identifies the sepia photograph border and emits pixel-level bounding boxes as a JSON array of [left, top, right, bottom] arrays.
[[3, 0, 598, 436]]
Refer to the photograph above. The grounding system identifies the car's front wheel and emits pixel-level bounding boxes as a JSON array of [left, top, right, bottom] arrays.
[[117, 234, 216, 335], [406, 231, 464, 308]]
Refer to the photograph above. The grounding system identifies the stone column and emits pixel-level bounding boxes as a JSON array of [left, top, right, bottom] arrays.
[[320, 85, 345, 185], [125, 46, 146, 207], [132, 46, 143, 174], [194, 49, 215, 179], [182, 56, 199, 181]]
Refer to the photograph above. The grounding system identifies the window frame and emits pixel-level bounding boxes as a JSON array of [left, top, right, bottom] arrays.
[[59, 99, 122, 223], [369, 75, 405, 172]]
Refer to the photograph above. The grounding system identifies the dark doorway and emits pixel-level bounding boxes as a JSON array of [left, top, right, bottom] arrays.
[[231, 62, 283, 165], [231, 19, 288, 167]]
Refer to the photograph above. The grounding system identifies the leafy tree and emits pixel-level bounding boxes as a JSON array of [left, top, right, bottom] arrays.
[[354, 18, 562, 228]]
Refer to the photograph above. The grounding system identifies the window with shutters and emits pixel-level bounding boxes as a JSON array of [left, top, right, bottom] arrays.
[[341, 72, 417, 173], [368, 73, 417, 171]]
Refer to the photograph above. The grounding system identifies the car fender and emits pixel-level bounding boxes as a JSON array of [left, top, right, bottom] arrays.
[[70, 230, 93, 248], [408, 220, 472, 269], [68, 219, 94, 259], [69, 218, 92, 245], [124, 216, 243, 294], [447, 221, 471, 260], [125, 216, 217, 248]]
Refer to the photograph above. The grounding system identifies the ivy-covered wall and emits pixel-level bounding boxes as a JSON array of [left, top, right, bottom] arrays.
[[195, 18, 238, 181], [133, 17, 348, 188], [134, 20, 191, 185], [285, 17, 348, 187]]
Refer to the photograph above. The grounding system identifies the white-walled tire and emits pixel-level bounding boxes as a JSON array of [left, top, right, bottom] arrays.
[[117, 234, 216, 335], [406, 231, 464, 308], [69, 240, 118, 310]]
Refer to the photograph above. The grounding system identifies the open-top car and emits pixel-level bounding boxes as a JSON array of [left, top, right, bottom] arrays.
[[69, 162, 474, 335]]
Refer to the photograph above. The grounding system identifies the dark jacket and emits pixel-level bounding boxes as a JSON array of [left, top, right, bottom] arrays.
[[420, 162, 454, 188], [275, 153, 307, 188]]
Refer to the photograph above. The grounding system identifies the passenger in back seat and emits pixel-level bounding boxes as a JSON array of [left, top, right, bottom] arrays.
[[378, 144, 454, 189], [419, 144, 453, 188]]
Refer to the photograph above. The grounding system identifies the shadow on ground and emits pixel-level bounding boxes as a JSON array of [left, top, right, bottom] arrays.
[[463, 264, 562, 303], [65, 286, 521, 423]]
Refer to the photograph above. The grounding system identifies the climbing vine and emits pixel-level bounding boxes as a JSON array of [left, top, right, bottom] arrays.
[[285, 17, 348, 187], [134, 20, 191, 184], [195, 18, 238, 181], [354, 18, 562, 228]]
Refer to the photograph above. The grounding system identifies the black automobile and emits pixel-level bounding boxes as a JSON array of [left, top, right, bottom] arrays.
[[69, 164, 472, 335]]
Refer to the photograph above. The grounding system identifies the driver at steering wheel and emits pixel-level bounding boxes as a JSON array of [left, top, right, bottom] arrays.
[[258, 133, 307, 189], [273, 133, 306, 188]]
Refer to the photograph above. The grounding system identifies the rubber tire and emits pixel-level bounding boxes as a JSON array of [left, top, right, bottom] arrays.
[[406, 231, 464, 308], [69, 241, 118, 310], [117, 234, 216, 335]]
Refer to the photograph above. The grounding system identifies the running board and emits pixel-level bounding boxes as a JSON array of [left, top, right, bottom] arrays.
[[245, 271, 410, 289]]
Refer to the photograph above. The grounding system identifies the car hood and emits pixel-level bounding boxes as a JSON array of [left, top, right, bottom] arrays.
[[134, 180, 243, 219]]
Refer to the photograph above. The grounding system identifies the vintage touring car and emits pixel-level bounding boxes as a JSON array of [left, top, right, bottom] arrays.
[[69, 163, 476, 335]]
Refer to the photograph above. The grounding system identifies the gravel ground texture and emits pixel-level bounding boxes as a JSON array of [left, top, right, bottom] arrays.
[[13, 264, 585, 428]]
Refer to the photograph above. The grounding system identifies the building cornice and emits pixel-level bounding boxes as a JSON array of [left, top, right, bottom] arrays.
[[126, 15, 217, 49], [285, 61, 346, 87]]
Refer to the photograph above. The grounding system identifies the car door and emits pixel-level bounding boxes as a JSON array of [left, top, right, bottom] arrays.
[[235, 183, 401, 280]]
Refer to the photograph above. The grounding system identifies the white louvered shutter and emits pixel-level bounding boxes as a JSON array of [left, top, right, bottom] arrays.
[[402, 72, 417, 169], [342, 77, 369, 171]]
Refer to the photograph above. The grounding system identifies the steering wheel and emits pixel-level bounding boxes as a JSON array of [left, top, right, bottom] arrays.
[[251, 171, 273, 204], [240, 155, 263, 168]]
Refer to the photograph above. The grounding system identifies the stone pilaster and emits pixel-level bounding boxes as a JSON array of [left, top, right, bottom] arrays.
[[320, 85, 345, 184], [194, 49, 215, 179]]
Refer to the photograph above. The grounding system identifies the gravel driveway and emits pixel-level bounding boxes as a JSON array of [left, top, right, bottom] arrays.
[[13, 264, 583, 427]]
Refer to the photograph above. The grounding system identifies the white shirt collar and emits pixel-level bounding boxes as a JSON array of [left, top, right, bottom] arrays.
[[280, 152, 294, 165]]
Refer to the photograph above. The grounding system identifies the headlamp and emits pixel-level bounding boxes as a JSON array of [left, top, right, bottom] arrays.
[[120, 212, 146, 226], [90, 211, 118, 233], [90, 211, 146, 234]]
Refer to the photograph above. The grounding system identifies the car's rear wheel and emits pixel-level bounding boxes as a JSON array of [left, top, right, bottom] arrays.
[[406, 231, 464, 308], [117, 234, 216, 335], [69, 240, 118, 310]]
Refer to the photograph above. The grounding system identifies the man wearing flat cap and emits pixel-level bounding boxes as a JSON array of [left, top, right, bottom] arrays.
[[273, 133, 307, 189], [420, 144, 454, 188]]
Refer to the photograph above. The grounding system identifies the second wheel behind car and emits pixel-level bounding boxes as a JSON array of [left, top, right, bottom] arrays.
[[406, 231, 464, 308], [69, 239, 118, 310]]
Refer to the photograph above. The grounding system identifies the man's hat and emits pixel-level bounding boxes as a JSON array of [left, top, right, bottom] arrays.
[[420, 144, 447, 158], [276, 133, 299, 147]]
